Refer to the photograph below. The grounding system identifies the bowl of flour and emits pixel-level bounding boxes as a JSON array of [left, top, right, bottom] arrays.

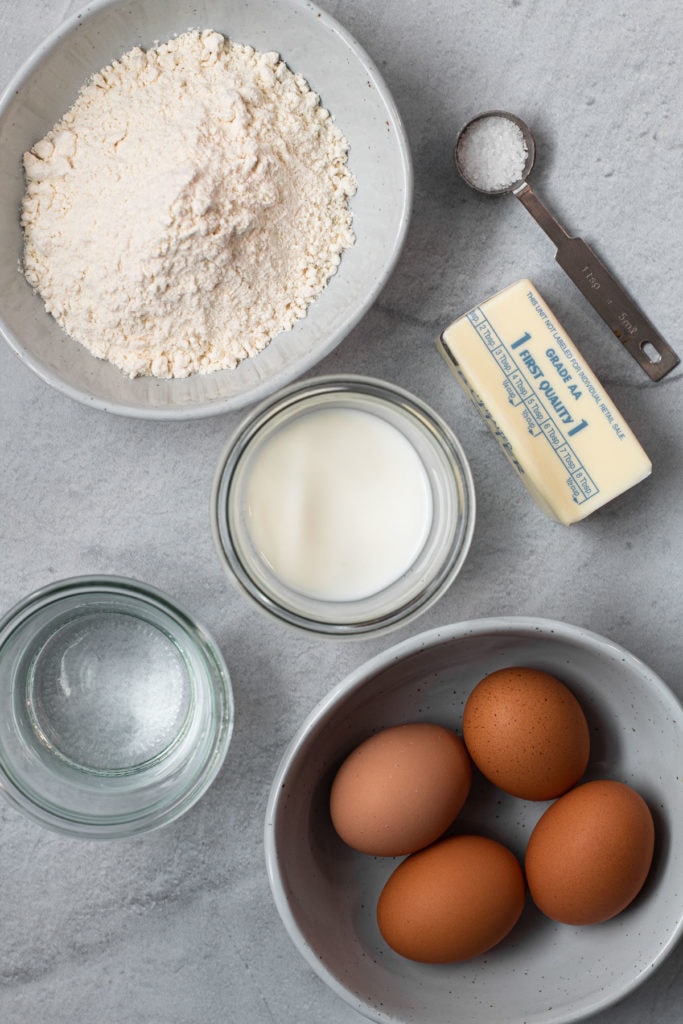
[[0, 0, 412, 419]]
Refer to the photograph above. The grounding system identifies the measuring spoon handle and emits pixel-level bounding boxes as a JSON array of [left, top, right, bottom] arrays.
[[515, 184, 679, 381]]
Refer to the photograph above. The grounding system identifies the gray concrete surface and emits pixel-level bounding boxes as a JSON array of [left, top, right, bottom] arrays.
[[1, 1, 681, 1021]]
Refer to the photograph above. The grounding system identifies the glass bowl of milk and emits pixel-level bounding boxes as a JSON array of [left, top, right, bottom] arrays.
[[211, 376, 476, 636]]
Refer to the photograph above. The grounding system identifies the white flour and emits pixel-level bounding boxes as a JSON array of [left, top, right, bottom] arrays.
[[21, 30, 356, 378]]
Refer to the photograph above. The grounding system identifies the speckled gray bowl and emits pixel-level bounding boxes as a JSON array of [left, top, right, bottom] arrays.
[[0, 0, 412, 419], [264, 617, 683, 1024]]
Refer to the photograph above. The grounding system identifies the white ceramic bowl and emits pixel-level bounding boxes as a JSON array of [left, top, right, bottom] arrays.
[[0, 0, 412, 419], [264, 618, 683, 1024]]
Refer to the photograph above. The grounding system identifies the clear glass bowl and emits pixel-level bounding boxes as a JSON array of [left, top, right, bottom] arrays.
[[212, 375, 476, 636], [0, 576, 234, 838]]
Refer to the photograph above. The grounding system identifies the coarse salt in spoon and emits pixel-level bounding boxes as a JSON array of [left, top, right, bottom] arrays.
[[454, 110, 679, 381]]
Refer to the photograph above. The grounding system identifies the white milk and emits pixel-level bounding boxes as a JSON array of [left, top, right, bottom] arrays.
[[244, 406, 433, 601]]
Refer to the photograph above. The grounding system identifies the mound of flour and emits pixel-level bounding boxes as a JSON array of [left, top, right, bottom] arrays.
[[21, 30, 356, 378]]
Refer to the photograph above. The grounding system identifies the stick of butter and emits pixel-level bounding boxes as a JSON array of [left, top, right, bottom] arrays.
[[437, 279, 652, 525]]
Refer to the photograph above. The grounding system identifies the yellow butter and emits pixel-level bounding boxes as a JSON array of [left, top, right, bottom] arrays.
[[437, 279, 651, 525]]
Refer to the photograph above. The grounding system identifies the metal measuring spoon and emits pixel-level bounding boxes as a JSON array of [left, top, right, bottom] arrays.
[[454, 110, 679, 381]]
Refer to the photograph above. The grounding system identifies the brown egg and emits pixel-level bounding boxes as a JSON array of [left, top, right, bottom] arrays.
[[525, 780, 655, 925], [329, 723, 472, 856], [377, 834, 526, 962], [462, 667, 590, 800]]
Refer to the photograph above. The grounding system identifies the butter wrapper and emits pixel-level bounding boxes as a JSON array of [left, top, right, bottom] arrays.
[[437, 279, 651, 525]]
